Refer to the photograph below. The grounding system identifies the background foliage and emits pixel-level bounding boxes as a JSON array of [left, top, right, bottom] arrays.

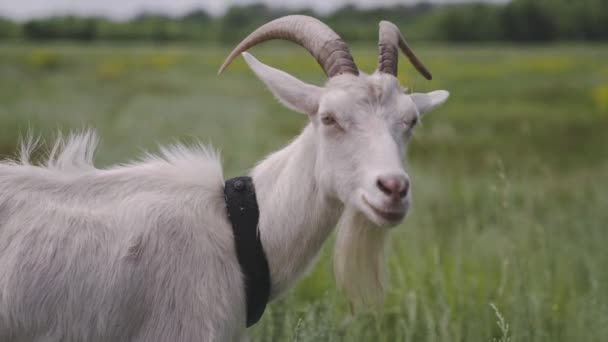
[[1, 0, 607, 340], [1, 0, 608, 43]]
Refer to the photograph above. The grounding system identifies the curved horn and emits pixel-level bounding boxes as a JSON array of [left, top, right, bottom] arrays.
[[377, 21, 432, 80], [218, 15, 358, 78]]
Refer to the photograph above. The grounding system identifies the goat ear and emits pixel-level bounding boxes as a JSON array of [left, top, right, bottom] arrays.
[[410, 90, 449, 115], [242, 52, 322, 116]]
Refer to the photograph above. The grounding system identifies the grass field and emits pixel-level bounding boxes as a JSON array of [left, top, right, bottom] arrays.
[[1, 43, 607, 341]]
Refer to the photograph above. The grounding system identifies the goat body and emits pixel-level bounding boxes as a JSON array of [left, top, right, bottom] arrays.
[[0, 133, 247, 341], [0, 15, 450, 341]]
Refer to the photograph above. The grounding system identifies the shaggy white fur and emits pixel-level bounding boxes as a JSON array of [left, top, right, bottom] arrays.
[[334, 206, 389, 310], [0, 44, 448, 341], [0, 131, 248, 341]]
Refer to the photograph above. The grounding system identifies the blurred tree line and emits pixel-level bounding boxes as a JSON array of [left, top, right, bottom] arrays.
[[1, 0, 607, 43]]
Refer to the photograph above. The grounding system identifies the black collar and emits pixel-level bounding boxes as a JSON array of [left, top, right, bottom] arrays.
[[224, 176, 270, 328]]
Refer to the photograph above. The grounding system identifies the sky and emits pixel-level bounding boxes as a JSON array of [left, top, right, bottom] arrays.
[[0, 0, 508, 21]]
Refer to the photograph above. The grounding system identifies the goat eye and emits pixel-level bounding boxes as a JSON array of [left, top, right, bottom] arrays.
[[410, 117, 418, 128], [401, 117, 418, 131], [321, 115, 336, 126]]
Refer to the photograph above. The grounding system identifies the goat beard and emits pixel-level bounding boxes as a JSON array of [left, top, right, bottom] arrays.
[[333, 205, 390, 311]]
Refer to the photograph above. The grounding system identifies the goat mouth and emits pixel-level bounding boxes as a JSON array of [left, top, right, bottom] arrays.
[[362, 195, 406, 223]]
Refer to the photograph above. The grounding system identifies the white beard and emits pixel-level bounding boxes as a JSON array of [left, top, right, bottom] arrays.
[[333, 205, 390, 310]]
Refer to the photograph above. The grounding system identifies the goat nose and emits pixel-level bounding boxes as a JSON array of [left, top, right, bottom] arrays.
[[376, 175, 409, 199]]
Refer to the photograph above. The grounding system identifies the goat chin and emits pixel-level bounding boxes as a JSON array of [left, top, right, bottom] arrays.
[[333, 205, 390, 311]]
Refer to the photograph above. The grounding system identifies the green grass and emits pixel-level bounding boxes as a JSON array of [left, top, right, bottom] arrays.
[[1, 42, 607, 341]]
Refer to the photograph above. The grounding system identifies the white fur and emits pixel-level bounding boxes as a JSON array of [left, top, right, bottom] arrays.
[[333, 206, 389, 309], [243, 52, 322, 115], [410, 90, 450, 115], [0, 132, 247, 341], [245, 52, 448, 307], [0, 52, 448, 341]]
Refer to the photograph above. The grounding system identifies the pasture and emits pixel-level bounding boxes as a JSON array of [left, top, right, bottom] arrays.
[[0, 43, 607, 341]]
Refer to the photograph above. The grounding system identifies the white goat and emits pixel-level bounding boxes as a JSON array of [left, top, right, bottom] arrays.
[[0, 16, 448, 342]]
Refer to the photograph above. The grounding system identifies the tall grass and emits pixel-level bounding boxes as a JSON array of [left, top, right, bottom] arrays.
[[0, 43, 607, 341]]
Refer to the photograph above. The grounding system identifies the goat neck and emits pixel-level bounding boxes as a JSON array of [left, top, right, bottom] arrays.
[[251, 124, 342, 298]]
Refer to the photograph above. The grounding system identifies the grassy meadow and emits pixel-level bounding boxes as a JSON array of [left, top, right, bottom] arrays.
[[1, 42, 607, 341]]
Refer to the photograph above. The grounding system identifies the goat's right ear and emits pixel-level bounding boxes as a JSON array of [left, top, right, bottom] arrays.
[[410, 90, 449, 116], [242, 52, 322, 116]]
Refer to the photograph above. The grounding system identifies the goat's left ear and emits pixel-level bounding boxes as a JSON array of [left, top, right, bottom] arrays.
[[410, 90, 450, 115], [242, 52, 322, 116]]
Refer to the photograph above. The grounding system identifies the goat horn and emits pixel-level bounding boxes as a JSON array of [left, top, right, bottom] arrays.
[[377, 21, 432, 80], [218, 15, 358, 78]]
